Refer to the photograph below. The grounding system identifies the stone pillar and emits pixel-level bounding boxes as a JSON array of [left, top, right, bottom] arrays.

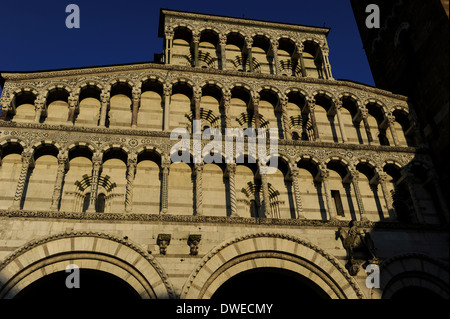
[[321, 45, 333, 80], [193, 33, 200, 67], [194, 163, 203, 216], [335, 100, 348, 143], [67, 93, 78, 124], [290, 168, 306, 219], [270, 39, 280, 75], [377, 171, 395, 219], [9, 151, 34, 210], [298, 46, 307, 77], [260, 169, 271, 218], [50, 151, 68, 211], [320, 168, 337, 220], [349, 169, 367, 221], [361, 109, 374, 144], [252, 94, 260, 129], [160, 158, 170, 214], [280, 95, 292, 140], [87, 153, 102, 213], [222, 90, 231, 133], [131, 87, 141, 128], [226, 163, 238, 217], [219, 34, 227, 70], [387, 115, 399, 146], [306, 97, 320, 141], [246, 37, 253, 72], [99, 90, 110, 127], [165, 27, 174, 64], [163, 84, 171, 131], [34, 97, 45, 123], [125, 154, 137, 212]]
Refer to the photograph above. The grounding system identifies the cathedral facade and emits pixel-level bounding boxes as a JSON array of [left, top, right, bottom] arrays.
[[0, 9, 448, 299]]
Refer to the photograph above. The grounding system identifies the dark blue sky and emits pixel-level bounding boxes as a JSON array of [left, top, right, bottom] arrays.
[[0, 0, 375, 87]]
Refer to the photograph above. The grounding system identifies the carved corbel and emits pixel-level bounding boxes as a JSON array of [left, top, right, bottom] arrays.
[[188, 234, 201, 256], [157, 234, 171, 255]]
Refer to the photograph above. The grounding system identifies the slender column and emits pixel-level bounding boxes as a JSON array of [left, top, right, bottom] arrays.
[[160, 157, 170, 214], [361, 109, 374, 144], [34, 97, 45, 123], [87, 153, 102, 213], [131, 87, 141, 128], [270, 39, 280, 75], [335, 100, 348, 142], [377, 171, 395, 219], [387, 115, 399, 146], [320, 168, 337, 220], [280, 95, 292, 140], [252, 94, 260, 129], [99, 90, 110, 127], [164, 27, 174, 64], [290, 168, 306, 219], [195, 163, 203, 216], [404, 173, 424, 223], [125, 154, 137, 212], [9, 151, 34, 210], [298, 47, 307, 77], [50, 151, 68, 211], [259, 165, 272, 218], [163, 84, 172, 131], [306, 97, 320, 141], [193, 33, 200, 67], [227, 163, 238, 217], [219, 34, 227, 70], [67, 93, 78, 124], [222, 90, 232, 132], [321, 45, 333, 79], [349, 169, 367, 221], [246, 37, 253, 72]]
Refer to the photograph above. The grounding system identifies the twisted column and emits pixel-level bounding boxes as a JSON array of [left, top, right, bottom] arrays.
[[87, 153, 102, 213], [246, 37, 253, 72], [125, 154, 137, 212], [195, 163, 203, 216], [291, 168, 305, 219], [259, 163, 272, 218], [219, 34, 227, 70], [193, 33, 200, 67], [252, 94, 260, 129], [361, 109, 374, 144], [164, 27, 174, 64], [222, 90, 231, 132], [131, 87, 141, 128], [387, 115, 399, 146], [297, 45, 307, 77], [270, 39, 280, 75], [227, 163, 238, 217], [9, 151, 34, 210], [50, 151, 68, 211], [160, 159, 170, 214], [280, 95, 292, 140], [306, 97, 320, 141], [349, 169, 367, 221]]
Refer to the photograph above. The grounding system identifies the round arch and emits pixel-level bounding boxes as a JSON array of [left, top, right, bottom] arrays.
[[0, 232, 175, 299], [181, 233, 364, 299], [380, 253, 449, 299]]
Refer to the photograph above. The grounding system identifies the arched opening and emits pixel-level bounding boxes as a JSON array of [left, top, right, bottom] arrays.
[[76, 85, 101, 127], [14, 268, 142, 300], [258, 89, 282, 138], [134, 150, 161, 214], [44, 88, 70, 124], [286, 91, 312, 141], [198, 29, 220, 69], [200, 84, 223, 133], [7, 90, 37, 122], [367, 102, 391, 146], [278, 38, 301, 77], [327, 160, 357, 221], [172, 26, 193, 67], [109, 81, 133, 128], [356, 162, 384, 221], [211, 267, 330, 300], [314, 94, 338, 143], [0, 142, 24, 209], [341, 96, 363, 144], [170, 81, 193, 131], [302, 41, 324, 79], [251, 35, 272, 74], [229, 86, 251, 129], [226, 32, 246, 72], [297, 158, 325, 220]]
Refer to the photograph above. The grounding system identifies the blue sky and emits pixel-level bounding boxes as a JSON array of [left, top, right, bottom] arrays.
[[0, 0, 375, 88]]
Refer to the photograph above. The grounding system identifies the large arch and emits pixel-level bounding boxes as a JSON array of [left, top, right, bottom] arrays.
[[0, 232, 175, 299], [181, 233, 364, 299]]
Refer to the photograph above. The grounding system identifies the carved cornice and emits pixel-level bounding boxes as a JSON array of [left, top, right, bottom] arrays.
[[0, 209, 447, 232]]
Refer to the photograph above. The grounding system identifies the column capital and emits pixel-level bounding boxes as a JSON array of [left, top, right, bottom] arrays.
[[163, 84, 172, 97], [279, 95, 289, 108], [192, 32, 200, 43], [219, 34, 227, 46], [245, 36, 253, 48]]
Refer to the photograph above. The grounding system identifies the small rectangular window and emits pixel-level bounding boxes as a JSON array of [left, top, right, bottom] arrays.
[[331, 190, 345, 217]]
